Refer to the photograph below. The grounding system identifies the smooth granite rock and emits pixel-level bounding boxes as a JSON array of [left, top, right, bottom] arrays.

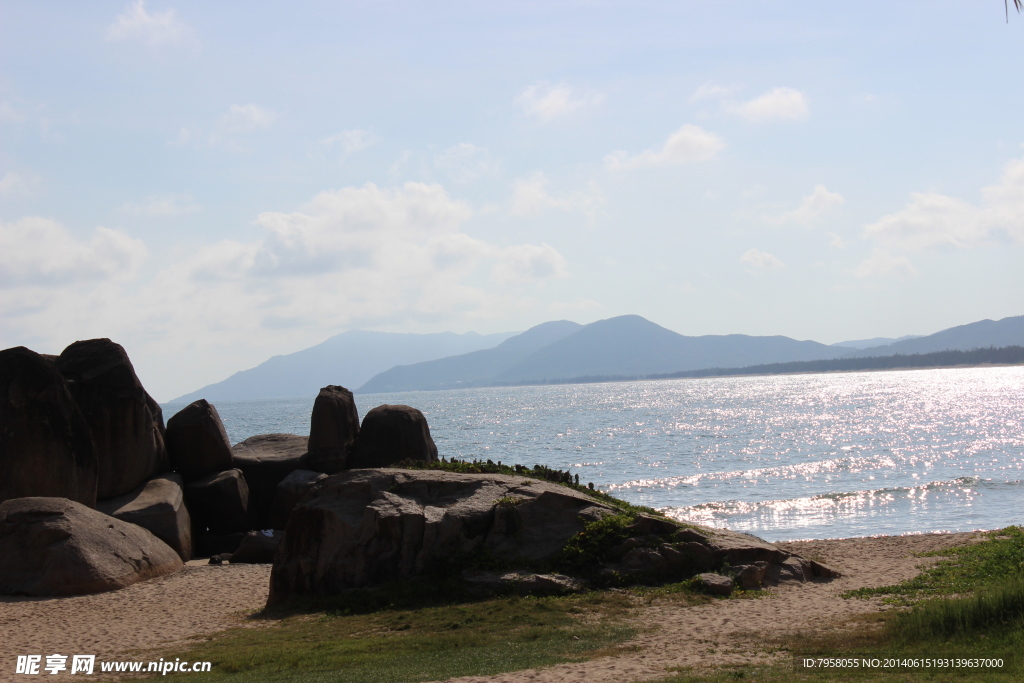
[[0, 347, 97, 507], [0, 497, 181, 596], [303, 386, 359, 474], [96, 472, 191, 561], [165, 400, 233, 481], [232, 433, 307, 528], [184, 468, 249, 536], [346, 404, 438, 469], [56, 338, 168, 499]]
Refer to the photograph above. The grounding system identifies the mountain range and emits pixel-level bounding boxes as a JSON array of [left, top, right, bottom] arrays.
[[170, 313, 1024, 402]]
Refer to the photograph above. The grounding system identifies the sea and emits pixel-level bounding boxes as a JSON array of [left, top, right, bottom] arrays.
[[162, 366, 1024, 542]]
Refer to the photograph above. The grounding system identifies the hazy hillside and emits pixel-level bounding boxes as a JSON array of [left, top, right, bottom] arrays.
[[357, 320, 581, 393], [171, 329, 517, 403], [854, 315, 1024, 357], [831, 335, 922, 349], [359, 315, 850, 392], [493, 315, 848, 383]]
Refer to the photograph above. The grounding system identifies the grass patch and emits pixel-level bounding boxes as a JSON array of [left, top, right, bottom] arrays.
[[151, 589, 640, 683], [843, 527, 1024, 606]]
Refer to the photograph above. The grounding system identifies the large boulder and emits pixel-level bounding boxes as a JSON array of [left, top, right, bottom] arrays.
[[267, 469, 840, 605], [0, 347, 97, 507], [302, 386, 359, 474], [232, 433, 307, 528], [346, 404, 438, 469], [0, 497, 182, 596], [165, 400, 233, 481], [184, 468, 250, 536], [268, 469, 327, 529], [56, 338, 168, 499], [268, 469, 616, 603], [96, 473, 191, 561]]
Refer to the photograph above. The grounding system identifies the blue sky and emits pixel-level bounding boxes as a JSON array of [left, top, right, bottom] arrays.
[[2, 1, 1023, 401]]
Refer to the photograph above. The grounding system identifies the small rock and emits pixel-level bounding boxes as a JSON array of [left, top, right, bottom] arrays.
[[695, 572, 734, 596], [230, 530, 282, 564]]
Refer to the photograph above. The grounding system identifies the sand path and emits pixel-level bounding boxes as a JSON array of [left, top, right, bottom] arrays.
[[444, 531, 983, 683], [0, 533, 981, 682]]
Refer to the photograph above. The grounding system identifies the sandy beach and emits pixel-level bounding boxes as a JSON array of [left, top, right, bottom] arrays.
[[0, 532, 983, 682]]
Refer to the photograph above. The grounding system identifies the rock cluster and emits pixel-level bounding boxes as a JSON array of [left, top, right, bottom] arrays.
[[267, 469, 839, 605], [0, 337, 441, 595]]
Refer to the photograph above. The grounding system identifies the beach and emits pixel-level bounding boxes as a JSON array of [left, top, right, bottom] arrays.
[[0, 531, 983, 682]]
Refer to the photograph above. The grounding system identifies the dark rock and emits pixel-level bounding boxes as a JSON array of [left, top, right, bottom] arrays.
[[347, 405, 438, 469], [734, 561, 769, 590], [0, 497, 181, 596], [0, 347, 97, 507], [165, 400, 233, 481], [462, 570, 588, 596], [232, 434, 307, 528], [626, 513, 681, 537], [96, 472, 191, 561], [184, 469, 249, 536], [620, 546, 668, 575], [268, 469, 617, 603], [194, 532, 244, 557], [269, 469, 327, 529], [230, 530, 281, 564], [696, 572, 734, 596], [303, 386, 359, 474], [55, 339, 168, 498], [208, 554, 231, 565], [765, 556, 812, 585]]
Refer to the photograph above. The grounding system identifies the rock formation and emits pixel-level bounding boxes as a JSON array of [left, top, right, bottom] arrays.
[[0, 347, 98, 507], [165, 399, 233, 481], [231, 433, 307, 529], [346, 404, 438, 469], [302, 386, 359, 473], [184, 468, 250, 536], [230, 529, 282, 564], [96, 473, 191, 561], [269, 469, 327, 529], [267, 469, 838, 605], [56, 338, 168, 498], [0, 497, 182, 596]]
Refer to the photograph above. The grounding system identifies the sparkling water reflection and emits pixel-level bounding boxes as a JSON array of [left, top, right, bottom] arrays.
[[163, 366, 1024, 541]]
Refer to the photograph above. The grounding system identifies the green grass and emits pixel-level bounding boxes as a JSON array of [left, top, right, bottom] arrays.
[[151, 589, 642, 683], [843, 527, 1024, 606]]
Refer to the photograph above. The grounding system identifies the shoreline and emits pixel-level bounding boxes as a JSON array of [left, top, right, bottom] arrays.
[[0, 530, 988, 682]]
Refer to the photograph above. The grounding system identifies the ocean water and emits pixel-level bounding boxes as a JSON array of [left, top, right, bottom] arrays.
[[162, 366, 1024, 542]]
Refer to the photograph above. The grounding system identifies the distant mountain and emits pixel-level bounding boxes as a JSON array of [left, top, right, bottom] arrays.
[[170, 329, 517, 403], [358, 315, 850, 392], [854, 315, 1024, 357], [831, 335, 922, 349], [357, 321, 582, 393]]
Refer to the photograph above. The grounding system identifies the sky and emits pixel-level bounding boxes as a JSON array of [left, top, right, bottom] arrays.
[[2, 0, 1023, 401]]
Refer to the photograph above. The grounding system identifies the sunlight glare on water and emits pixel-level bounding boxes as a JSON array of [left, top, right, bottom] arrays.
[[164, 366, 1024, 541]]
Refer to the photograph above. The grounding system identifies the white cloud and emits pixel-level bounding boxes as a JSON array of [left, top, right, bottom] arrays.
[[510, 172, 604, 218], [740, 248, 786, 272], [219, 104, 276, 134], [766, 185, 845, 226], [105, 1, 198, 49], [862, 155, 1024, 251], [492, 244, 568, 285], [730, 87, 809, 122], [689, 82, 741, 104], [117, 194, 200, 216], [321, 129, 376, 156], [515, 82, 601, 122], [433, 143, 499, 183], [0, 217, 146, 286], [605, 124, 725, 170], [853, 249, 917, 278]]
